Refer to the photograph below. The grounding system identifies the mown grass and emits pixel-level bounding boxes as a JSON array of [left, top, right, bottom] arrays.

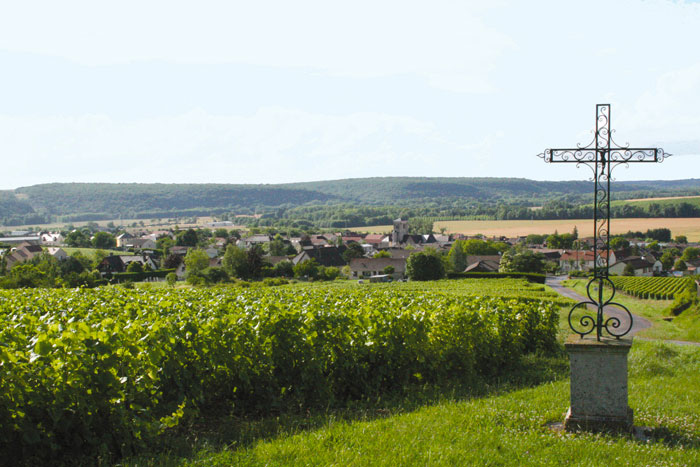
[[120, 340, 700, 466], [61, 246, 126, 257], [563, 279, 700, 343]]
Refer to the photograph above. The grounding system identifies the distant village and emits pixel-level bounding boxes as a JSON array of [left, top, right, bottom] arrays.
[[0, 217, 698, 285]]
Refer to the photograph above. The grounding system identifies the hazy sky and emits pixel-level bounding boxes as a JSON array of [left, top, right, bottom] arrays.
[[1, 0, 699, 189]]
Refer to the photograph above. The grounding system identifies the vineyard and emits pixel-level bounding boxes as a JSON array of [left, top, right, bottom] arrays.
[[610, 276, 697, 300], [0, 281, 561, 463]]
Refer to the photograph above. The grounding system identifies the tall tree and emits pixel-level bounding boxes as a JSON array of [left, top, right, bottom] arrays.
[[447, 240, 467, 272], [92, 231, 116, 249]]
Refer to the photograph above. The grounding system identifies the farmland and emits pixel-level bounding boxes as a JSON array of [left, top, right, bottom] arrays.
[[357, 218, 700, 241]]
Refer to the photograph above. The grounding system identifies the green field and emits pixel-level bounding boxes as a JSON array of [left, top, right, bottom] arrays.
[[617, 195, 700, 209], [61, 246, 128, 257]]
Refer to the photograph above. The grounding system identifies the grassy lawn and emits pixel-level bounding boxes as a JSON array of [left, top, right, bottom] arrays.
[[61, 246, 126, 256], [121, 340, 700, 466], [563, 279, 700, 343]]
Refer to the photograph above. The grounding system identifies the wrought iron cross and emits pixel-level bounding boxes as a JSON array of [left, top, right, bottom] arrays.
[[539, 104, 668, 340]]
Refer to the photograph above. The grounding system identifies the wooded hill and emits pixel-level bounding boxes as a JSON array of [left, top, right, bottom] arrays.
[[2, 177, 700, 227]]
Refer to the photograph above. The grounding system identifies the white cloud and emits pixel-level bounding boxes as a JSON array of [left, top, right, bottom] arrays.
[[0, 108, 490, 188], [0, 0, 513, 93]]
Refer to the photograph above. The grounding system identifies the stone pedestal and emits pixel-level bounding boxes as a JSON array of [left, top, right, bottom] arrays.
[[564, 334, 633, 432]]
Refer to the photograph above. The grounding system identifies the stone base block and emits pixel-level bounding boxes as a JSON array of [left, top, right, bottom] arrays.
[[564, 407, 633, 433], [565, 334, 633, 433]]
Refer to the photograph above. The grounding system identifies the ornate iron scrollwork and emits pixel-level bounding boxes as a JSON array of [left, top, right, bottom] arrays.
[[538, 104, 668, 340]]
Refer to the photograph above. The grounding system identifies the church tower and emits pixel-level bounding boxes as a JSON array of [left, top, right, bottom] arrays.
[[392, 218, 409, 246]]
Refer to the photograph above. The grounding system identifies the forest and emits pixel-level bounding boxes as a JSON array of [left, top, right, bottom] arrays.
[[2, 177, 700, 227]]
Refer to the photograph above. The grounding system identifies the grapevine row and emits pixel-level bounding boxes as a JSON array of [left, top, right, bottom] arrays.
[[0, 284, 560, 463], [610, 276, 696, 300]]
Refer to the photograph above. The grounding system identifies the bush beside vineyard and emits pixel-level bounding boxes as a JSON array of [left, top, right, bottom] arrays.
[[0, 285, 559, 463], [610, 276, 696, 300]]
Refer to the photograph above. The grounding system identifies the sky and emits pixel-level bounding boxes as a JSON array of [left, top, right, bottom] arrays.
[[1, 0, 699, 189]]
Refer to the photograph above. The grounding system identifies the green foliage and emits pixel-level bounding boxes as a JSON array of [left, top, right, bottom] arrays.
[[406, 249, 445, 281], [447, 240, 467, 272], [165, 272, 177, 287], [271, 260, 294, 278], [609, 236, 630, 250], [92, 231, 116, 249], [65, 229, 91, 247], [294, 259, 320, 280], [660, 249, 677, 270], [665, 286, 699, 316], [681, 246, 700, 262], [675, 259, 688, 271], [0, 285, 559, 463], [499, 247, 545, 274], [525, 234, 546, 245], [184, 249, 209, 275], [126, 261, 144, 273], [545, 232, 575, 249], [176, 229, 199, 247], [407, 218, 433, 235], [268, 234, 288, 256], [223, 245, 249, 279], [623, 263, 636, 276], [462, 239, 504, 256], [676, 235, 688, 244], [383, 265, 395, 275], [373, 250, 391, 258], [342, 243, 364, 263]]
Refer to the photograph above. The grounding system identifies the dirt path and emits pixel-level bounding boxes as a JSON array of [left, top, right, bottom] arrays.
[[546, 276, 700, 347]]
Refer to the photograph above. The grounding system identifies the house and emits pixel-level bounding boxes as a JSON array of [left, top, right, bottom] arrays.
[[169, 246, 191, 256], [386, 248, 415, 260], [237, 235, 271, 249], [202, 247, 219, 259], [559, 250, 596, 272], [678, 259, 700, 275], [364, 234, 390, 249], [4, 242, 44, 269], [124, 238, 157, 250], [609, 256, 660, 276], [98, 254, 157, 274], [121, 255, 158, 270], [466, 255, 501, 266], [0, 235, 41, 245], [340, 235, 365, 245], [208, 221, 234, 227], [292, 246, 346, 268], [432, 234, 450, 245], [47, 247, 68, 261], [99, 255, 127, 273], [349, 257, 407, 279], [40, 232, 64, 245], [115, 232, 135, 248], [464, 258, 500, 273]]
